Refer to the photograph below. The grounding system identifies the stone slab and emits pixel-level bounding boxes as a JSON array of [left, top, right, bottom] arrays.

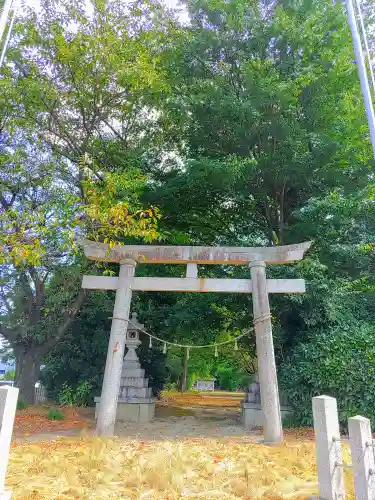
[[116, 401, 155, 423], [121, 387, 152, 399], [83, 276, 306, 294], [122, 361, 141, 370], [94, 397, 156, 419], [121, 377, 149, 388], [241, 402, 293, 430], [118, 397, 155, 404], [81, 239, 312, 265], [121, 369, 145, 378]]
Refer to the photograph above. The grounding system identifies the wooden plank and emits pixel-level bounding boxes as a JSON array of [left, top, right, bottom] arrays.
[[80, 239, 312, 265], [82, 275, 306, 294]]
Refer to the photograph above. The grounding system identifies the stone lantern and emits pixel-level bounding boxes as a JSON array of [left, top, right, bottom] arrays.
[[124, 312, 142, 363], [118, 312, 155, 422], [94, 312, 155, 423]]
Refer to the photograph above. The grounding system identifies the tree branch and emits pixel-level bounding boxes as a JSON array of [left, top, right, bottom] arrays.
[[27, 266, 45, 323]]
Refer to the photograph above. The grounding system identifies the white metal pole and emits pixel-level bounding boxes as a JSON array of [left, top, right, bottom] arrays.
[[346, 0, 375, 159], [0, 0, 13, 47], [0, 0, 18, 69], [354, 0, 375, 96]]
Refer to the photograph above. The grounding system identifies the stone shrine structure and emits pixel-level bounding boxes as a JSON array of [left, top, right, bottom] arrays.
[[95, 313, 155, 423], [241, 373, 293, 430], [81, 239, 311, 443], [193, 379, 216, 391]]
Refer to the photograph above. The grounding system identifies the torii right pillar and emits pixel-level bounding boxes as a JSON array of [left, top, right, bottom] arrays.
[[249, 260, 282, 444]]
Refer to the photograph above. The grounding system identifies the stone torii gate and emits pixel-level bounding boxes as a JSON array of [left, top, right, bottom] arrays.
[[81, 239, 311, 443]]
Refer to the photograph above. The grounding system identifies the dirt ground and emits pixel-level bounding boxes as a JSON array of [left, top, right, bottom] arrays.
[[13, 391, 245, 440], [12, 392, 314, 443], [160, 391, 244, 408], [115, 406, 261, 441], [13, 405, 92, 438], [14, 402, 253, 442]]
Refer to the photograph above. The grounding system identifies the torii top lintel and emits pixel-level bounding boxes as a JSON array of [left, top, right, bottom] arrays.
[[81, 239, 312, 265]]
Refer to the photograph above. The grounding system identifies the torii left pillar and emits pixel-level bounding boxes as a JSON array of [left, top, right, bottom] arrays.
[[249, 261, 283, 444], [97, 259, 136, 436]]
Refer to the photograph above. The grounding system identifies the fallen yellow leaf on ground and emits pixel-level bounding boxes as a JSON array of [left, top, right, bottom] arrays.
[[7, 433, 355, 499]]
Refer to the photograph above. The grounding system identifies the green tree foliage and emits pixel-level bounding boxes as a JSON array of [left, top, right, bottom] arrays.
[[0, 0, 171, 403], [0, 369, 15, 381], [150, 0, 372, 246], [41, 291, 168, 402], [0, 142, 89, 403]]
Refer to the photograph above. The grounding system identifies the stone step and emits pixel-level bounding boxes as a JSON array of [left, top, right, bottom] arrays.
[[117, 397, 156, 404], [121, 377, 149, 388], [120, 387, 152, 398], [122, 368, 145, 378], [122, 361, 141, 372]]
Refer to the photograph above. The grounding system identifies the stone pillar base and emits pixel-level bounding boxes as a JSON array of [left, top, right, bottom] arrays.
[[94, 397, 155, 423], [241, 401, 293, 430], [116, 400, 155, 423]]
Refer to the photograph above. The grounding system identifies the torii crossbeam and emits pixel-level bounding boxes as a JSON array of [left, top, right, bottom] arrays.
[[81, 239, 312, 443]]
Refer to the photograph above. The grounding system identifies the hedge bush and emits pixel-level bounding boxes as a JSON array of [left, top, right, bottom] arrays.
[[279, 323, 375, 427]]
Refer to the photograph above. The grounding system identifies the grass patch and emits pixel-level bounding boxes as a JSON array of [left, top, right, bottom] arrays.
[[16, 399, 28, 411], [46, 408, 64, 420]]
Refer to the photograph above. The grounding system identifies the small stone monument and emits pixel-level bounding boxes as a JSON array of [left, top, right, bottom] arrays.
[[95, 313, 155, 423], [193, 379, 216, 391], [241, 372, 263, 430], [245, 374, 261, 404], [241, 372, 293, 430]]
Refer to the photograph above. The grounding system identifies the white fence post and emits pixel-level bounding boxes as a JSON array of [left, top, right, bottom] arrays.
[[348, 415, 375, 500], [312, 395, 345, 500], [0, 385, 19, 500]]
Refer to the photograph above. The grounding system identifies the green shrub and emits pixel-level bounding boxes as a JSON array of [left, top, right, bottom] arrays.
[[282, 412, 300, 429], [58, 382, 74, 406], [215, 363, 248, 391], [58, 380, 92, 406], [164, 381, 178, 392], [46, 408, 64, 420], [279, 323, 375, 428], [16, 399, 28, 410]]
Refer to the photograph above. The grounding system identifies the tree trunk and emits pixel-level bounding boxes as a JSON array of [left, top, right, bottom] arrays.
[[14, 346, 41, 405], [180, 348, 188, 393]]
